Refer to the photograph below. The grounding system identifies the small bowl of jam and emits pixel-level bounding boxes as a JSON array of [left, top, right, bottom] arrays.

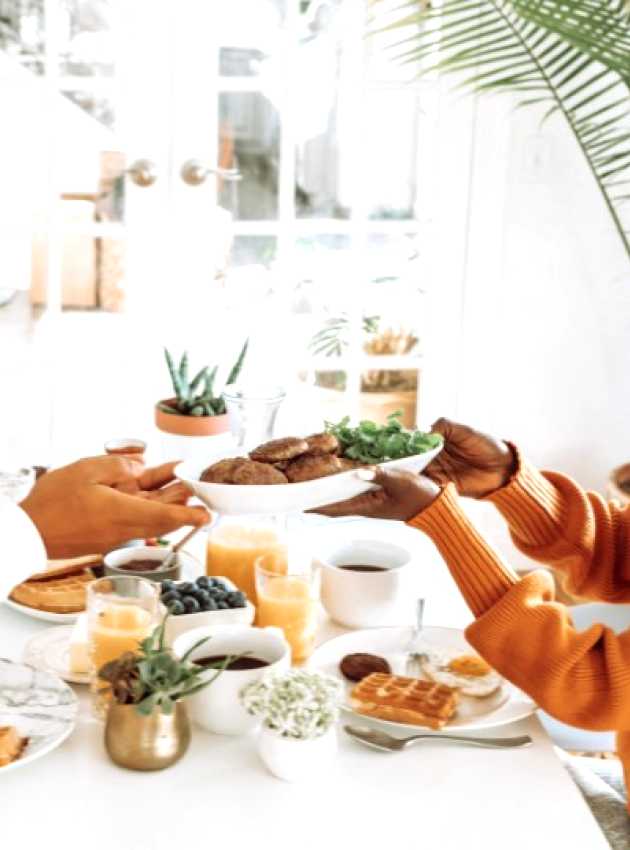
[[103, 545, 199, 583]]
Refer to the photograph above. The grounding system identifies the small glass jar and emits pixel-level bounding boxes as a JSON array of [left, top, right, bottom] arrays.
[[222, 384, 286, 452]]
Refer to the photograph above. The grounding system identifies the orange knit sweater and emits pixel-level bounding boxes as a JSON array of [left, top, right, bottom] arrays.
[[408, 450, 630, 810]]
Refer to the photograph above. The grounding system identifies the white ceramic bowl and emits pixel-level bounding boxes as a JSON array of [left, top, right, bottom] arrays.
[[317, 538, 415, 629], [163, 577, 255, 645], [173, 625, 291, 735], [175, 443, 442, 515]]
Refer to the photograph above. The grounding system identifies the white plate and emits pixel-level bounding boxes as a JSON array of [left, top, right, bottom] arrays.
[[308, 626, 536, 733], [23, 626, 89, 685], [0, 658, 78, 773], [4, 599, 79, 624], [176, 444, 442, 515]]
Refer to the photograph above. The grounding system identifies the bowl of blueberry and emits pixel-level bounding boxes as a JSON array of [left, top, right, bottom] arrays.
[[161, 575, 255, 643]]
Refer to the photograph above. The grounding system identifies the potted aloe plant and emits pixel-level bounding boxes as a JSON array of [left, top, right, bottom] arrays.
[[241, 670, 342, 782], [155, 340, 248, 442], [99, 620, 231, 770]]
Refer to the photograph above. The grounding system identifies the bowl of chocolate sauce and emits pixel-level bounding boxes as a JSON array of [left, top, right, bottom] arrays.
[[103, 545, 199, 583]]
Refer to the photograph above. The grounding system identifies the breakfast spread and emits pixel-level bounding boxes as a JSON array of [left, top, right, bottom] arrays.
[[199, 415, 442, 486], [10, 558, 102, 613], [340, 653, 392, 682], [350, 672, 459, 729], [0, 726, 27, 767], [160, 576, 247, 615], [420, 650, 503, 698]]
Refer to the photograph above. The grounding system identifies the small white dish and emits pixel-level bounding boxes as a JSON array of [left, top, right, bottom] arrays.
[[3, 599, 79, 625], [175, 443, 442, 515], [318, 538, 415, 629], [23, 625, 90, 685], [163, 576, 255, 645], [0, 658, 78, 773], [173, 625, 291, 735], [308, 626, 536, 733]]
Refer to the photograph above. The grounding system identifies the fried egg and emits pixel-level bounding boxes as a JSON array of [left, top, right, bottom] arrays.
[[420, 648, 502, 698]]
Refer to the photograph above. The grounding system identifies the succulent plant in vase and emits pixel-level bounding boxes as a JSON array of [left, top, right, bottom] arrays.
[[155, 340, 248, 440]]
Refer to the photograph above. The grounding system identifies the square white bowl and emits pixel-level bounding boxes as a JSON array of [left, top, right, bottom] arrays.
[[163, 576, 255, 645]]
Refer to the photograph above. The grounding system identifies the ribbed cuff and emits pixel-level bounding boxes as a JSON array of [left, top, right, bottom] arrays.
[[485, 446, 567, 546], [407, 484, 517, 618]]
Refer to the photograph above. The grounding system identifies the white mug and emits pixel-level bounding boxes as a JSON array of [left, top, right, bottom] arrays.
[[317, 538, 414, 629], [172, 625, 291, 735]]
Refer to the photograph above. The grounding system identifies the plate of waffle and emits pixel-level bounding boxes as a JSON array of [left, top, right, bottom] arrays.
[[5, 557, 103, 623], [309, 626, 535, 732], [0, 659, 78, 773]]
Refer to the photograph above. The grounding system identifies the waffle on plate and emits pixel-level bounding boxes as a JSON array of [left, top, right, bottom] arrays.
[[0, 726, 27, 767], [350, 672, 459, 730], [9, 557, 102, 614]]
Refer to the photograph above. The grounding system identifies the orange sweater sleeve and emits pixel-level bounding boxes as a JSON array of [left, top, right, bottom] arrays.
[[485, 447, 630, 602], [408, 486, 630, 733]]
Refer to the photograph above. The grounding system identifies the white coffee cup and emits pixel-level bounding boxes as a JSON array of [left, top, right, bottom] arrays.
[[317, 538, 413, 629], [172, 625, 291, 735]]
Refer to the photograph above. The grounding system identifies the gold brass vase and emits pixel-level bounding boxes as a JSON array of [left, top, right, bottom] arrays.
[[104, 702, 191, 770]]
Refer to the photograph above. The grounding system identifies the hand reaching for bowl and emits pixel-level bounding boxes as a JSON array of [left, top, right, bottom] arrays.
[[20, 456, 210, 558], [424, 418, 517, 499], [315, 468, 441, 522]]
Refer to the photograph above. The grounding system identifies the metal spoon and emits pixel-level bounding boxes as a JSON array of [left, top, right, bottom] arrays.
[[345, 725, 532, 752], [160, 525, 204, 572]]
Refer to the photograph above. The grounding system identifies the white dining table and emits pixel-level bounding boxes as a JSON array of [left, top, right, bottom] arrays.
[[0, 519, 610, 850]]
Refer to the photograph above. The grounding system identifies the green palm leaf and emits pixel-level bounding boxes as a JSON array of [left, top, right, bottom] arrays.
[[370, 0, 630, 260]]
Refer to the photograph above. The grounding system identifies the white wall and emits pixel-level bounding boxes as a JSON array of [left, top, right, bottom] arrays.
[[423, 88, 630, 570]]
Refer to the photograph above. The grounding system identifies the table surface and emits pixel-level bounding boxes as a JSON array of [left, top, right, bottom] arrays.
[[0, 520, 609, 850]]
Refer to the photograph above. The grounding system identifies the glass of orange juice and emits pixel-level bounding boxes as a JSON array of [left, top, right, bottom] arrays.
[[206, 516, 287, 604], [255, 553, 320, 663], [87, 576, 159, 716]]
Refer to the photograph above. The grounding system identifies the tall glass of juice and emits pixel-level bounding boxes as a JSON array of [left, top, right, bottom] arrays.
[[206, 516, 287, 604], [87, 576, 159, 716], [255, 553, 320, 663]]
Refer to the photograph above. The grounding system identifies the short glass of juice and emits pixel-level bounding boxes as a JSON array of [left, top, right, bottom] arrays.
[[206, 515, 287, 605], [255, 553, 320, 663], [87, 576, 160, 716]]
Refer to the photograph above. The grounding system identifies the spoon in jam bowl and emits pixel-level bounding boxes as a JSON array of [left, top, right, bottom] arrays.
[[160, 525, 204, 573], [344, 726, 532, 752]]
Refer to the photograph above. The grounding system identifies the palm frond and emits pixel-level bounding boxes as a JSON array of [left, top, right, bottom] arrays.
[[370, 0, 630, 261]]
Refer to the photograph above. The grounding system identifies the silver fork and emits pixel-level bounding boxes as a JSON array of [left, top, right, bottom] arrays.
[[405, 598, 427, 676], [345, 725, 533, 752]]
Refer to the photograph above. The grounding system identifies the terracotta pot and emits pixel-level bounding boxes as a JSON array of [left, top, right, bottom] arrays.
[[608, 464, 630, 506], [155, 399, 231, 437], [105, 701, 190, 770]]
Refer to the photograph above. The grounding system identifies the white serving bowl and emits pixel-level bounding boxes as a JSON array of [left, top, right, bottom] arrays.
[[317, 538, 415, 629], [173, 625, 291, 735], [163, 577, 255, 645], [175, 443, 442, 515]]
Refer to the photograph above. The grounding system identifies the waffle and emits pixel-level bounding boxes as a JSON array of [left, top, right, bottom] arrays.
[[10, 557, 102, 614], [350, 672, 459, 730], [0, 726, 27, 767]]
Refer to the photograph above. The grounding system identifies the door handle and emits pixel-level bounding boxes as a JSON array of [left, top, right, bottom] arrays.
[[180, 158, 242, 186], [126, 159, 158, 188]]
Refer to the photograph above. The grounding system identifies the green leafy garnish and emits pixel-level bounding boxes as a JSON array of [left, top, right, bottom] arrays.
[[325, 412, 442, 465]]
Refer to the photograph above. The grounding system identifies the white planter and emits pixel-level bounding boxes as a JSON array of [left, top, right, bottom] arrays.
[[257, 725, 338, 782]]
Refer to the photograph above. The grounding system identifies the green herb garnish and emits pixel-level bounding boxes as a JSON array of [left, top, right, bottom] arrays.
[[325, 412, 442, 465]]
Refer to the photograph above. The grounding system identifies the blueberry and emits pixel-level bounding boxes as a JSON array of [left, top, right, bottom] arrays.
[[195, 576, 211, 589], [161, 580, 177, 593], [217, 601, 229, 610], [206, 598, 218, 611], [168, 599, 185, 616], [161, 590, 180, 605], [213, 580, 227, 592], [178, 582, 195, 595], [213, 590, 228, 602], [196, 590, 212, 609], [182, 595, 200, 614]]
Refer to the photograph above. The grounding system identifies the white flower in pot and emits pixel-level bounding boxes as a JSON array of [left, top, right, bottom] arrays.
[[241, 669, 342, 782]]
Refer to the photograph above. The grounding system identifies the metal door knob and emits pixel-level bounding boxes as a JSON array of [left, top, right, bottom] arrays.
[[126, 159, 158, 187], [180, 158, 242, 186]]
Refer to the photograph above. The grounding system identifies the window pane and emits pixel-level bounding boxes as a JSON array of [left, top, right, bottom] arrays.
[[218, 92, 280, 220], [61, 89, 115, 129], [59, 0, 115, 78], [0, 0, 45, 73], [217, 0, 286, 77], [230, 235, 277, 268]]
